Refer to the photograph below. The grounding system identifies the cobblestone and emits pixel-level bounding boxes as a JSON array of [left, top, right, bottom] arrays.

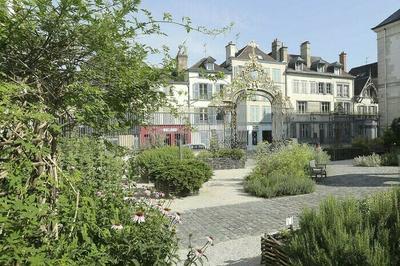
[[176, 160, 400, 248]]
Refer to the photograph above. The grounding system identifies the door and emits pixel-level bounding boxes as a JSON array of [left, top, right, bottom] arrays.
[[262, 130, 272, 143]]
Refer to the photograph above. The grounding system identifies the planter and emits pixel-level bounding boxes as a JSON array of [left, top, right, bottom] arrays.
[[261, 232, 290, 266], [202, 157, 245, 170]]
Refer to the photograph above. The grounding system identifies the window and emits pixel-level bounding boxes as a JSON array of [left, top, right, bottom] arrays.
[[215, 84, 224, 96], [297, 101, 307, 113], [368, 106, 377, 114], [318, 82, 324, 94], [326, 83, 332, 94], [334, 68, 341, 75], [300, 123, 311, 138], [301, 80, 308, 94], [343, 85, 349, 97], [272, 69, 281, 83], [310, 81, 317, 94], [321, 102, 330, 113], [206, 63, 214, 71], [216, 110, 224, 121], [199, 108, 208, 122], [357, 106, 366, 114], [293, 80, 300, 93], [295, 62, 304, 71], [234, 66, 244, 76], [250, 105, 260, 122], [199, 83, 210, 100], [337, 84, 343, 97], [343, 102, 350, 113]]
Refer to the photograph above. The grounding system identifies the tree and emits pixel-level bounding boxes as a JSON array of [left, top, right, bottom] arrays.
[[0, 0, 231, 263]]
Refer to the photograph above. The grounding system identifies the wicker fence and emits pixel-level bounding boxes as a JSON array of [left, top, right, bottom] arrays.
[[260, 232, 291, 266]]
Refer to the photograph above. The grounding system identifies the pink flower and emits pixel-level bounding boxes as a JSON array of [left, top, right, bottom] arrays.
[[133, 211, 145, 224], [195, 249, 203, 258], [162, 208, 171, 215], [173, 212, 182, 224], [111, 224, 123, 230]]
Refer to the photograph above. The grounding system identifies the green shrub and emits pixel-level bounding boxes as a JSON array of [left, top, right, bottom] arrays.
[[285, 188, 400, 265], [353, 153, 381, 167], [244, 171, 315, 198], [214, 148, 245, 160], [381, 150, 400, 166], [152, 159, 212, 196], [197, 148, 246, 160], [245, 143, 317, 198], [1, 137, 178, 265], [131, 146, 194, 181]]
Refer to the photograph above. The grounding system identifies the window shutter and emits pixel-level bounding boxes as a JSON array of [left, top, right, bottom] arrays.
[[208, 107, 216, 124], [193, 83, 199, 100], [207, 84, 212, 99], [194, 108, 200, 124], [215, 84, 220, 96]]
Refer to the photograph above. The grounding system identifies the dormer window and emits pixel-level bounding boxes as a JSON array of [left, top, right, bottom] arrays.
[[295, 62, 304, 71], [334, 67, 341, 75], [317, 65, 325, 73], [206, 63, 214, 71]]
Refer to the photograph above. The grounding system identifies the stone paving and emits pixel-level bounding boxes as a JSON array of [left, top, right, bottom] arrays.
[[175, 160, 400, 265]]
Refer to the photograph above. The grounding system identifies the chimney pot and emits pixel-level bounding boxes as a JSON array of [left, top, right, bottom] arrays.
[[272, 39, 282, 61], [300, 41, 311, 68], [339, 51, 347, 72], [279, 46, 288, 63], [225, 41, 236, 66]]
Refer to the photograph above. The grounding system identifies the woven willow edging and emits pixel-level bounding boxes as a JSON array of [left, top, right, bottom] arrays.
[[260, 232, 291, 266]]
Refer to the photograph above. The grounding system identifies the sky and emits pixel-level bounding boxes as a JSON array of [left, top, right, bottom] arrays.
[[139, 0, 399, 70]]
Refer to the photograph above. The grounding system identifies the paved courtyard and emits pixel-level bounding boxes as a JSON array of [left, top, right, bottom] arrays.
[[175, 160, 400, 265]]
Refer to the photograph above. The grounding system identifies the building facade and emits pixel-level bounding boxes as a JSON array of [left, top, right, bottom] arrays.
[[373, 9, 400, 129], [145, 39, 379, 149]]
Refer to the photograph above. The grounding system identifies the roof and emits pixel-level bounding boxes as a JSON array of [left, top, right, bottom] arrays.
[[372, 9, 400, 30], [349, 62, 378, 78], [234, 45, 276, 62], [349, 62, 378, 95], [287, 54, 353, 78], [188, 56, 228, 73]]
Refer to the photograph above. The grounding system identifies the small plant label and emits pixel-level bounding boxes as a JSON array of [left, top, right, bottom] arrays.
[[286, 216, 294, 226]]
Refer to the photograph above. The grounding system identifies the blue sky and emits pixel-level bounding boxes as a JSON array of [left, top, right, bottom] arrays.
[[140, 0, 398, 69]]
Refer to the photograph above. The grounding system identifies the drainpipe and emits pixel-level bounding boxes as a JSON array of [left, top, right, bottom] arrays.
[[383, 28, 388, 128]]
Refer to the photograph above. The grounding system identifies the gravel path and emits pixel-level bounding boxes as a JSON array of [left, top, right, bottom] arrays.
[[175, 160, 400, 265]]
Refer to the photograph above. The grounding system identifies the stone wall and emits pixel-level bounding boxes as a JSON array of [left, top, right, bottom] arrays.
[[202, 157, 246, 170]]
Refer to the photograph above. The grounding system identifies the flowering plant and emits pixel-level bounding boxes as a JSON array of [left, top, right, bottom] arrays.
[[184, 234, 214, 265]]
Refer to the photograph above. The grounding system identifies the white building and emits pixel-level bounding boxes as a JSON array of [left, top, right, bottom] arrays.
[[373, 9, 400, 129], [147, 39, 379, 149]]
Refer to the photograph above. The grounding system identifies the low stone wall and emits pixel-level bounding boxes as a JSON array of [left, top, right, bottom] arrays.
[[202, 157, 246, 170]]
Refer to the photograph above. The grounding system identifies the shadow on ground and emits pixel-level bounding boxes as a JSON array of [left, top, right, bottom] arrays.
[[223, 256, 261, 266], [319, 173, 400, 187]]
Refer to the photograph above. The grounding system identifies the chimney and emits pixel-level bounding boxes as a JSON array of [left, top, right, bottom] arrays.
[[225, 41, 236, 66], [271, 39, 282, 61], [176, 45, 188, 72], [279, 46, 288, 63], [300, 41, 311, 68], [339, 51, 347, 72]]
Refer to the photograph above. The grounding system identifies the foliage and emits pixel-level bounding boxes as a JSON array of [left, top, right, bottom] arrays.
[[352, 136, 384, 152], [244, 171, 315, 198], [244, 143, 318, 198], [184, 235, 214, 266], [209, 130, 220, 153], [383, 117, 400, 147], [197, 148, 246, 161], [353, 153, 381, 167], [313, 149, 331, 164], [152, 159, 212, 197], [381, 149, 400, 166], [285, 188, 400, 265], [1, 137, 179, 265], [132, 146, 194, 181]]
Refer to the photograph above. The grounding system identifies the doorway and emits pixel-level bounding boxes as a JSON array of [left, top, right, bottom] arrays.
[[262, 130, 272, 143]]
